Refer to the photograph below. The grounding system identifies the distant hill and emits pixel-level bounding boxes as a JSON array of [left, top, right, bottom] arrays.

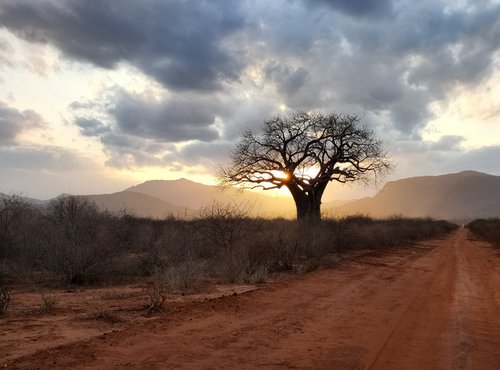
[[125, 178, 295, 217], [333, 171, 500, 221], [83, 191, 190, 218], [0, 192, 48, 206]]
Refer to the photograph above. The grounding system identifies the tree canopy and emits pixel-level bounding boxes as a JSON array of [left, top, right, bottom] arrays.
[[220, 111, 391, 220]]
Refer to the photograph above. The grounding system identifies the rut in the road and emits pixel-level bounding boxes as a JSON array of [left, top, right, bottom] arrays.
[[9, 228, 500, 370]]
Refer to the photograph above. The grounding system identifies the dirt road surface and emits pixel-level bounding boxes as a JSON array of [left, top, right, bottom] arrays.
[[5, 227, 500, 369]]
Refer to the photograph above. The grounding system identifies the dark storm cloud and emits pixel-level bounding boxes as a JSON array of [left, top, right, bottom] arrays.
[[75, 118, 110, 137], [110, 91, 220, 142], [0, 102, 44, 146], [389, 90, 432, 137], [73, 89, 220, 143], [264, 63, 309, 99], [173, 141, 233, 167], [218, 97, 277, 140], [72, 89, 223, 168], [0, 0, 245, 91], [97, 128, 177, 169], [307, 0, 394, 18], [344, 3, 500, 98]]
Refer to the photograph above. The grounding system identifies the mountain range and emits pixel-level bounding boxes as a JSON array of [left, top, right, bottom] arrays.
[[333, 170, 500, 222], [3, 171, 500, 221]]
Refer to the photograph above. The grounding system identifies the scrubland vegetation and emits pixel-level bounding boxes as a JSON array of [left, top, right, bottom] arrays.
[[467, 219, 500, 245], [0, 194, 457, 315]]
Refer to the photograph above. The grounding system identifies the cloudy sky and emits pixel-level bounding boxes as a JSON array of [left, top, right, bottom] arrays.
[[0, 0, 499, 200]]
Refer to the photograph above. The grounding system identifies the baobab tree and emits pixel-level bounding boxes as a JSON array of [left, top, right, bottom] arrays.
[[219, 111, 391, 221]]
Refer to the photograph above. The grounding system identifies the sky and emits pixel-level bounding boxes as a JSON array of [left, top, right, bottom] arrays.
[[0, 0, 499, 201]]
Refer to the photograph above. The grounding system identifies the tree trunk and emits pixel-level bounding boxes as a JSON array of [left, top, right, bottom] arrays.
[[295, 195, 321, 221], [287, 183, 324, 222]]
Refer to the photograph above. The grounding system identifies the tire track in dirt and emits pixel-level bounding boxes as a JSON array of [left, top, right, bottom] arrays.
[[7, 228, 500, 369], [367, 228, 500, 370]]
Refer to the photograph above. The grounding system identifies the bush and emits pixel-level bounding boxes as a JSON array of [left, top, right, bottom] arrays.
[[327, 216, 457, 250], [144, 272, 168, 313], [161, 257, 205, 291], [0, 194, 36, 261], [42, 196, 114, 285], [0, 270, 10, 315], [467, 219, 500, 245]]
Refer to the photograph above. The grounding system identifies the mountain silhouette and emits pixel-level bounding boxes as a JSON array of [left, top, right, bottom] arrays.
[[84, 191, 189, 218], [125, 178, 294, 217], [333, 171, 500, 221]]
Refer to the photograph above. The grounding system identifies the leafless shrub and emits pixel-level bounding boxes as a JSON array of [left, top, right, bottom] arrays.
[[0, 286, 9, 315], [199, 201, 252, 255], [161, 257, 205, 292], [199, 201, 256, 283], [246, 221, 299, 273], [0, 272, 9, 315], [218, 250, 251, 283], [295, 221, 335, 259], [468, 219, 500, 245], [143, 273, 168, 313], [37, 294, 57, 314], [246, 264, 270, 284], [42, 196, 114, 285], [326, 215, 457, 250], [0, 194, 43, 277]]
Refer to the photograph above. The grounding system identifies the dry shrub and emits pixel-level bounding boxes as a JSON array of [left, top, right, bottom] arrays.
[[42, 196, 114, 285], [0, 266, 10, 315], [246, 264, 270, 284], [199, 201, 252, 253], [36, 294, 57, 315], [0, 194, 34, 259], [246, 221, 298, 273], [161, 258, 205, 292], [217, 250, 251, 283], [0, 286, 9, 315], [468, 219, 500, 245], [144, 273, 168, 313], [327, 215, 457, 250]]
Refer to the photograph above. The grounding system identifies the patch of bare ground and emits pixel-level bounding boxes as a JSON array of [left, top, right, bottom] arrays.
[[4, 228, 500, 369], [0, 282, 257, 365]]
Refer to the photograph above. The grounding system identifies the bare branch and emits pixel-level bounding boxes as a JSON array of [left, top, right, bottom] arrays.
[[218, 111, 392, 220]]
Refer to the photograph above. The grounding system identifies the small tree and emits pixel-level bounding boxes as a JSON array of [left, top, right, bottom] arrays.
[[220, 111, 391, 221], [44, 196, 112, 285], [0, 194, 33, 259]]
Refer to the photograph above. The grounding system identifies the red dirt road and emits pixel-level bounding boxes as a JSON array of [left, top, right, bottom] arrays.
[[6, 228, 500, 369]]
